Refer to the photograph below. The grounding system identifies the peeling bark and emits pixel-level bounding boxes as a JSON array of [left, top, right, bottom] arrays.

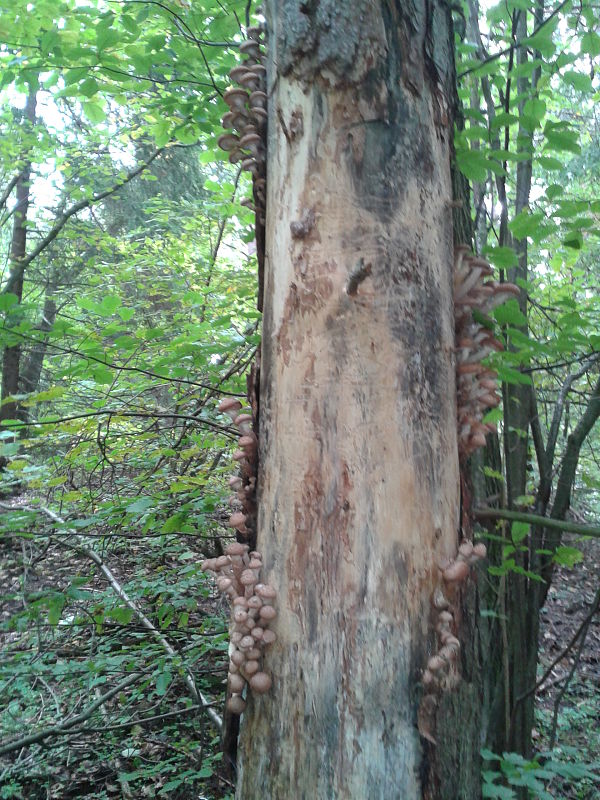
[[237, 3, 479, 797]]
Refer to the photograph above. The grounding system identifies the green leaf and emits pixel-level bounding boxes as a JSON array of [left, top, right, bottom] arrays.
[[108, 606, 134, 624], [553, 546, 583, 567], [455, 149, 492, 182], [562, 70, 593, 93], [126, 497, 154, 513], [79, 77, 99, 97], [544, 128, 580, 154], [511, 522, 529, 543], [537, 156, 563, 170], [562, 230, 583, 249], [100, 294, 120, 315], [483, 246, 518, 268], [82, 101, 107, 123], [155, 670, 172, 695], [0, 293, 19, 311], [509, 210, 544, 240], [48, 594, 66, 626], [581, 31, 600, 57]]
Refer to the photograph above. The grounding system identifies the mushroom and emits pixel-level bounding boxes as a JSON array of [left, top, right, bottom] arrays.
[[218, 397, 242, 420], [442, 560, 470, 584], [226, 694, 246, 714], [249, 672, 272, 694]]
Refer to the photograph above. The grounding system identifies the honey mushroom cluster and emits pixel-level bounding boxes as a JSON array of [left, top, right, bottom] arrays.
[[454, 246, 520, 459], [218, 397, 257, 541], [201, 542, 277, 714], [217, 25, 267, 222], [423, 540, 487, 692]]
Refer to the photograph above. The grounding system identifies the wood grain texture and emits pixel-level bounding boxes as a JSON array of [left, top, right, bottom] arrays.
[[237, 3, 467, 797]]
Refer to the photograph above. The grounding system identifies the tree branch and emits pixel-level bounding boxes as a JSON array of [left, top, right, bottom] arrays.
[[473, 506, 600, 540], [2, 149, 164, 296], [458, 0, 571, 80]]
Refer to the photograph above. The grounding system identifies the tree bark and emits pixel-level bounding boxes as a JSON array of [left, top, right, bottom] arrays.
[[1, 89, 37, 424], [237, 3, 481, 797]]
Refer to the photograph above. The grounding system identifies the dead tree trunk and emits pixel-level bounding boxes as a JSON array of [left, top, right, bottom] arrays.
[[237, 3, 482, 797]]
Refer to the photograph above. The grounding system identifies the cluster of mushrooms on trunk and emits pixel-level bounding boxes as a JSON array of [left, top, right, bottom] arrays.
[[201, 397, 277, 715], [419, 248, 519, 742]]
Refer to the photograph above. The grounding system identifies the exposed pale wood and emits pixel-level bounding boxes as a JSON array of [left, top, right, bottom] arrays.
[[236, 3, 476, 798]]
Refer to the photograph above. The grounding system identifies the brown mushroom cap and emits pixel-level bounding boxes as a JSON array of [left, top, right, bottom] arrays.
[[230, 649, 246, 667], [256, 584, 277, 600], [261, 629, 277, 645], [226, 694, 246, 714], [443, 560, 470, 584], [259, 605, 277, 621], [243, 659, 260, 676], [240, 568, 258, 586], [249, 671, 272, 694], [228, 673, 246, 693]]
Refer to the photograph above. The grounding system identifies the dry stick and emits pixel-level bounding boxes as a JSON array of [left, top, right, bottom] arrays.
[[473, 507, 600, 540], [0, 503, 223, 735]]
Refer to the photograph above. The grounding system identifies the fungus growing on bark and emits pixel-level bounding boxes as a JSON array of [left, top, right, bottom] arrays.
[[201, 544, 277, 715], [454, 247, 519, 459]]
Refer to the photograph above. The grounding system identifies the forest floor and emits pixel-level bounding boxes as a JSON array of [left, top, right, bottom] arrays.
[[2, 493, 599, 799], [535, 531, 600, 798]]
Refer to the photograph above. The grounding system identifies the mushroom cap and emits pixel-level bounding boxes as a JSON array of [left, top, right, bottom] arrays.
[[217, 133, 240, 152], [249, 671, 272, 694], [243, 659, 260, 676], [259, 605, 277, 621], [246, 647, 261, 660], [230, 650, 245, 667], [229, 65, 248, 84], [239, 635, 255, 649], [427, 655, 447, 673], [229, 512, 247, 530], [233, 608, 248, 624], [458, 540, 474, 561], [228, 476, 243, 490], [256, 584, 277, 600], [249, 90, 267, 109], [226, 541, 249, 556], [261, 629, 277, 645], [443, 560, 470, 584], [228, 673, 246, 693], [224, 87, 249, 111], [234, 413, 253, 427], [218, 397, 242, 413], [247, 596, 262, 609], [226, 694, 246, 714], [215, 576, 232, 591], [239, 39, 261, 58], [240, 568, 258, 586], [473, 542, 487, 559], [250, 626, 264, 640]]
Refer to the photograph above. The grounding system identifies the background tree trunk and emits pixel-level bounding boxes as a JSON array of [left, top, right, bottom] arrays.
[[237, 3, 482, 797], [1, 89, 37, 424]]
